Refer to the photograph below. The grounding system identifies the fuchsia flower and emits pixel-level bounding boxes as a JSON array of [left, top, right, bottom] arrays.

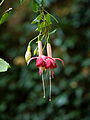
[[46, 43, 64, 101], [27, 41, 49, 75], [45, 58, 64, 69], [45, 43, 64, 77], [27, 41, 64, 101], [27, 41, 47, 99]]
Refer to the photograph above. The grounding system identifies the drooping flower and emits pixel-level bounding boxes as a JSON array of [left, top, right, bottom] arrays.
[[46, 43, 64, 101], [46, 43, 64, 74], [27, 41, 47, 75], [27, 41, 47, 98]]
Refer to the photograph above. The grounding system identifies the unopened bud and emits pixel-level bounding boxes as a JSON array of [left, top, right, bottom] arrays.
[[34, 47, 38, 55], [25, 45, 31, 63]]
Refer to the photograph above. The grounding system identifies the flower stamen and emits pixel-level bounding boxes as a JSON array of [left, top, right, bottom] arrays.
[[42, 72, 46, 98], [49, 70, 52, 101]]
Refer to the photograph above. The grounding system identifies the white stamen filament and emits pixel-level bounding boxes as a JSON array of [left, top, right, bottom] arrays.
[[38, 41, 45, 98], [47, 43, 52, 101], [49, 71, 52, 101], [42, 73, 45, 98]]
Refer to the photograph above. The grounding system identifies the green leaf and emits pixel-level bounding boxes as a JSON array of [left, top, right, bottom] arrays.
[[31, 13, 43, 24], [43, 9, 59, 23], [41, 0, 45, 6], [0, 58, 10, 72], [32, 0, 39, 12], [35, 0, 43, 6], [37, 22, 42, 31], [31, 18, 39, 24], [49, 29, 56, 35], [0, 8, 12, 25], [0, 13, 9, 24], [35, 21, 47, 31], [34, 47, 38, 55], [45, 13, 52, 25]]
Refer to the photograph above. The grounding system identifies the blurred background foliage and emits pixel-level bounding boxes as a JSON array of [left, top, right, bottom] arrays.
[[0, 0, 90, 120]]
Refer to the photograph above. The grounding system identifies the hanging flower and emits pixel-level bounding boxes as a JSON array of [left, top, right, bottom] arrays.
[[46, 43, 64, 75], [28, 55, 47, 74], [27, 41, 46, 75], [27, 41, 47, 98], [46, 43, 64, 101]]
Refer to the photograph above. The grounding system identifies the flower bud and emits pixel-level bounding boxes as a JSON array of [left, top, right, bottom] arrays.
[[25, 45, 31, 63], [34, 47, 38, 55]]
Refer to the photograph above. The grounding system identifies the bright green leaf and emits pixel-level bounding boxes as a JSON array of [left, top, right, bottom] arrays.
[[0, 13, 9, 24], [31, 18, 39, 24], [0, 58, 10, 72], [37, 22, 42, 31], [40, 0, 45, 6], [31, 13, 43, 24], [32, 0, 39, 12], [0, 8, 12, 25], [45, 13, 52, 25]]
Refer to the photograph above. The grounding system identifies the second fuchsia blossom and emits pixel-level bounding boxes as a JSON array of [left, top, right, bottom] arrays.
[[46, 43, 64, 77]]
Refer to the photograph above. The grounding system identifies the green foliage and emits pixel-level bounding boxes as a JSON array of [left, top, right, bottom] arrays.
[[32, 0, 39, 12], [31, 8, 57, 33], [0, 58, 10, 72], [45, 13, 52, 25], [34, 0, 44, 7], [31, 13, 43, 24], [0, 8, 12, 25], [0, 13, 9, 24]]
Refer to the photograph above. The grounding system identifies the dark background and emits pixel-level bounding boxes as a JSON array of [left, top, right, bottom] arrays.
[[0, 0, 90, 120]]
